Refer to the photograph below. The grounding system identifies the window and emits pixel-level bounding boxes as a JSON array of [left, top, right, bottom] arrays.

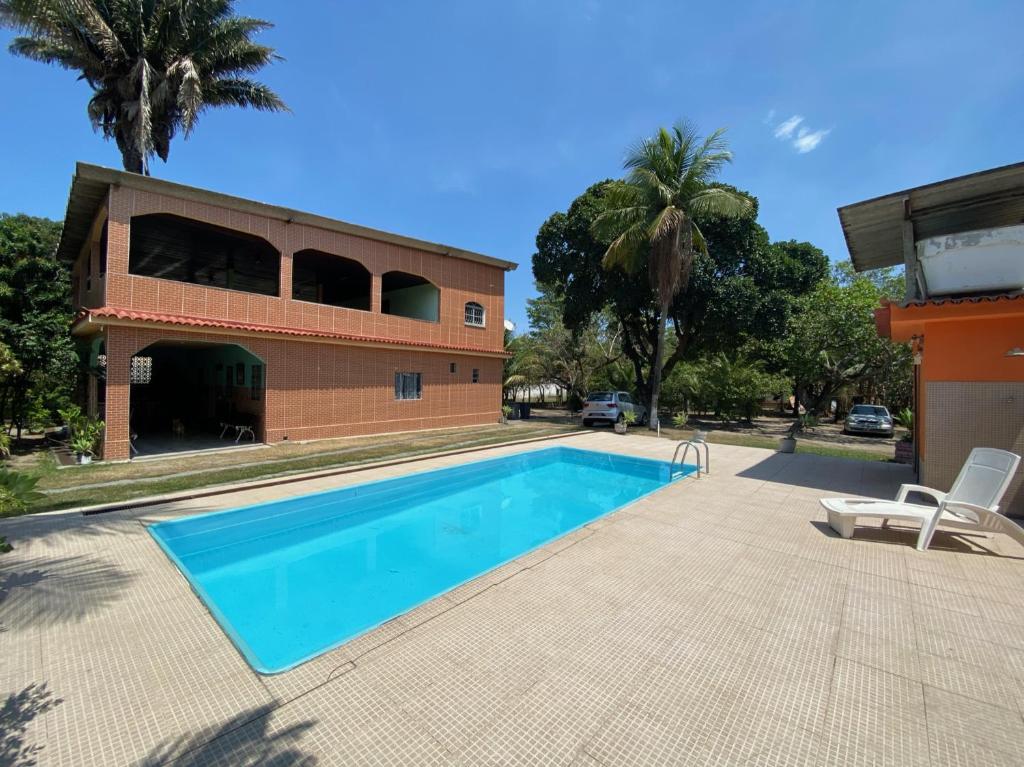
[[236, 362, 246, 386], [129, 356, 153, 384], [464, 301, 485, 327], [251, 364, 263, 401], [472, 368, 480, 384], [394, 372, 422, 400], [449, 362, 457, 374]]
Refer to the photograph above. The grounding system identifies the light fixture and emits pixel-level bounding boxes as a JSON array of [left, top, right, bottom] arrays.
[[1005, 347, 1024, 357]]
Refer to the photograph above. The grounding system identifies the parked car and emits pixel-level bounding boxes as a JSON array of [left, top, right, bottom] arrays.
[[843, 404, 894, 437], [581, 391, 648, 427]]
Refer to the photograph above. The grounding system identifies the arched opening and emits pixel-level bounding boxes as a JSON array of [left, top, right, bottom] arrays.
[[129, 213, 280, 296], [380, 271, 439, 322], [128, 340, 265, 457], [291, 249, 371, 310]]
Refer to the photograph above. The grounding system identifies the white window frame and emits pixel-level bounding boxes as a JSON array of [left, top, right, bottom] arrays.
[[464, 301, 486, 327]]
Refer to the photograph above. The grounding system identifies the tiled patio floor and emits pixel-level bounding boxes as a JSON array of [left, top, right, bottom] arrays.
[[2, 433, 1023, 766]]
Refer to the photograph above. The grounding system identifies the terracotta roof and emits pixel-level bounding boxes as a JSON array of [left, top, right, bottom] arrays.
[[891, 291, 1024, 309], [73, 307, 509, 356]]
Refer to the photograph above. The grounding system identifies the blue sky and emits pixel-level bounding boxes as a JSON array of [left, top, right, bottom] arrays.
[[1, 1, 1022, 331]]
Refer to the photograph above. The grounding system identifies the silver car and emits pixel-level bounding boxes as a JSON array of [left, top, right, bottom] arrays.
[[581, 391, 648, 427], [844, 404, 894, 437]]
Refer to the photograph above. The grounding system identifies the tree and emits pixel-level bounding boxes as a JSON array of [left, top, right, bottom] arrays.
[[523, 289, 622, 406], [784, 263, 911, 414], [534, 181, 823, 421], [0, 214, 76, 441], [1, 0, 288, 174], [590, 122, 752, 428]]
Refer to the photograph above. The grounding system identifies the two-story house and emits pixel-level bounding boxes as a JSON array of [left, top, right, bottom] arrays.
[[57, 163, 516, 461]]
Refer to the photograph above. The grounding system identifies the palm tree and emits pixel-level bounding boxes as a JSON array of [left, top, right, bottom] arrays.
[[591, 121, 751, 429], [1, 0, 288, 174]]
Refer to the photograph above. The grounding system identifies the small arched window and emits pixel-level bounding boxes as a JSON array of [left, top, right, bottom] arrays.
[[464, 301, 486, 327]]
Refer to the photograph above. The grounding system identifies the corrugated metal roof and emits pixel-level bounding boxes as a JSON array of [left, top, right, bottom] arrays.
[[73, 307, 510, 356], [55, 163, 518, 272], [838, 161, 1024, 272]]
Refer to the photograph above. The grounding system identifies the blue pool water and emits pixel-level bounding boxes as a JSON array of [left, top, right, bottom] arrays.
[[149, 446, 690, 673]]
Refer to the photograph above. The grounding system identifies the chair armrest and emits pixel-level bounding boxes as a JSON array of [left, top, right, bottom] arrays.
[[942, 500, 997, 522], [896, 484, 946, 504]]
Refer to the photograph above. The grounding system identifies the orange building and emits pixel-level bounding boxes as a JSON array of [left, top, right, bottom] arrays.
[[57, 163, 516, 461], [840, 162, 1024, 516]]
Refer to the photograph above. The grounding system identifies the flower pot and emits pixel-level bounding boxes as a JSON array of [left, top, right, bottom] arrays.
[[614, 421, 628, 435], [894, 441, 914, 464], [76, 453, 92, 465], [778, 437, 796, 454]]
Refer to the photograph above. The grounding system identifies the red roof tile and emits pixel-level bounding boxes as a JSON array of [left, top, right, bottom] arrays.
[[73, 307, 508, 356]]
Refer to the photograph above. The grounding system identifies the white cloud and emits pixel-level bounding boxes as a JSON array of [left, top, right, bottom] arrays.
[[773, 115, 804, 140], [770, 114, 830, 153], [762, 109, 777, 125], [793, 126, 831, 153]]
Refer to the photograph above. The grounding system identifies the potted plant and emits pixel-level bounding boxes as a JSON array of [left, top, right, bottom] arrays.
[[501, 404, 513, 424], [779, 413, 817, 454], [615, 409, 637, 434], [70, 417, 104, 465], [70, 431, 96, 464]]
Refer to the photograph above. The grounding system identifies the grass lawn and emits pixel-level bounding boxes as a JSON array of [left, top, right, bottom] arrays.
[[10, 422, 578, 517]]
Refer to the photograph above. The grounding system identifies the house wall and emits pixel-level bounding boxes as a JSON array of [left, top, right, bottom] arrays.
[[100, 185, 505, 353], [888, 306, 1024, 516], [103, 325, 503, 461], [923, 382, 1024, 517]]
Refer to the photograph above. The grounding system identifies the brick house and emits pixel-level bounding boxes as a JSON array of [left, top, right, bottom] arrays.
[[57, 163, 516, 461]]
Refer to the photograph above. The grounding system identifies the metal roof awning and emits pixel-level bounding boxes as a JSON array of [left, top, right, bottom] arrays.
[[838, 161, 1024, 272], [55, 162, 518, 272]]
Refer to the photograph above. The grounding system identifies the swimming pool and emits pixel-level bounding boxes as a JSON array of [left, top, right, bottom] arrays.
[[149, 446, 691, 673]]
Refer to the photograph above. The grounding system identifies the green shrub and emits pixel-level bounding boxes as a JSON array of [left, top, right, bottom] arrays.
[[662, 354, 787, 422], [894, 407, 913, 430], [0, 469, 45, 516]]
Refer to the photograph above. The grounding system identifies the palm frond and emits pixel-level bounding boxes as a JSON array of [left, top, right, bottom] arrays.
[[688, 187, 753, 219], [3, 0, 287, 172]]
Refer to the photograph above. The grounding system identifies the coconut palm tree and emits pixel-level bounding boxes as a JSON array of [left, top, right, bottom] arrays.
[[591, 122, 751, 429], [1, 0, 288, 174]]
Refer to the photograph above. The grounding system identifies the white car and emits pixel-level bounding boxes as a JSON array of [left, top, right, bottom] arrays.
[[844, 404, 895, 437], [581, 391, 648, 427]]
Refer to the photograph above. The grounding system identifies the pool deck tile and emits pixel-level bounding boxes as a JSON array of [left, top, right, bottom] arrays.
[[2, 432, 1024, 765]]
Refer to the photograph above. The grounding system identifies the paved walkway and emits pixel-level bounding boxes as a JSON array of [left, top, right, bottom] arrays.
[[2, 434, 1023, 766]]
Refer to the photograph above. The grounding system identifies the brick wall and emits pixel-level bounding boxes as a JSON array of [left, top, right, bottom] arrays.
[[103, 186, 506, 353], [103, 325, 503, 461]]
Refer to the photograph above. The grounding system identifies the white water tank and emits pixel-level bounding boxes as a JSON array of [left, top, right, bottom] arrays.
[[916, 224, 1024, 296]]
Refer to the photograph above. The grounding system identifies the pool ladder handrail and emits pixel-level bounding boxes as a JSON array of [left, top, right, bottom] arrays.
[[671, 432, 710, 478]]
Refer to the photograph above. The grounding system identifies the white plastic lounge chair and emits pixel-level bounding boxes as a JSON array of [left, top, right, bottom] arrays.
[[820, 447, 1023, 551]]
